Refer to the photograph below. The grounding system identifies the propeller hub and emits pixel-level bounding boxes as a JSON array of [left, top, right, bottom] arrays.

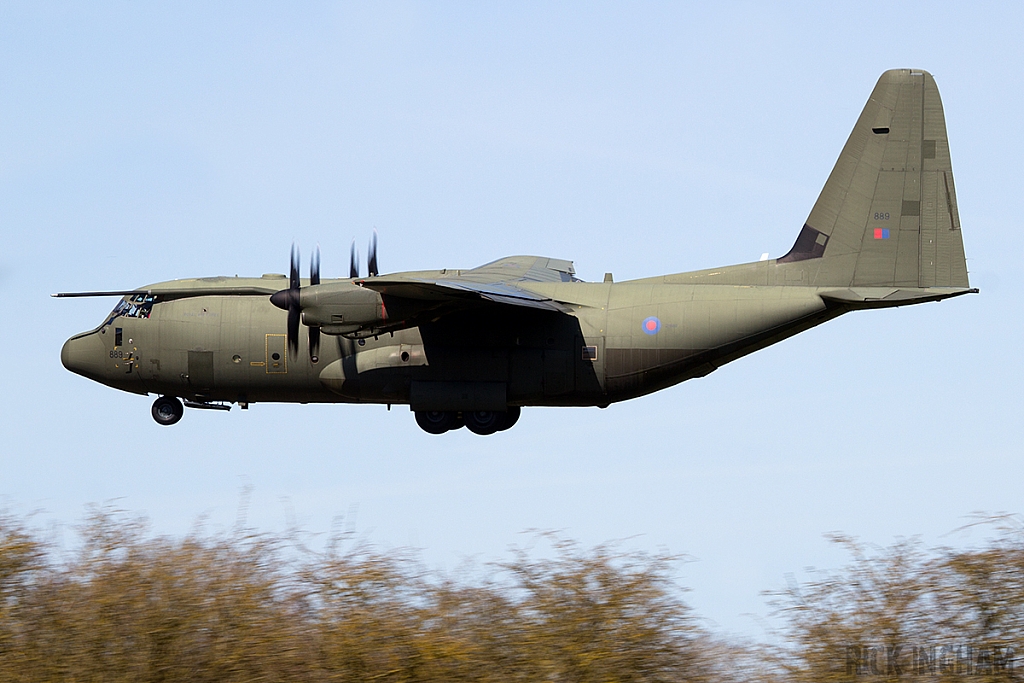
[[269, 288, 299, 311]]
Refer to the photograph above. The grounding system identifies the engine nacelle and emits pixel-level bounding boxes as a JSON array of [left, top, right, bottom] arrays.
[[299, 283, 387, 335]]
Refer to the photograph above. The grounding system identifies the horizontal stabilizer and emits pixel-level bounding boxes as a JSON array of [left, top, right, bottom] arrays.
[[819, 286, 978, 308]]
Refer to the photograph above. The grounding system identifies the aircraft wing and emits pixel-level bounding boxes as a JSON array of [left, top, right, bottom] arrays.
[[353, 254, 577, 316], [52, 286, 280, 300], [460, 255, 577, 284], [357, 277, 571, 312]]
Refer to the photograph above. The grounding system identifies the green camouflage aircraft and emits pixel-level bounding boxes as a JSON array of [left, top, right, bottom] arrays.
[[59, 69, 975, 434]]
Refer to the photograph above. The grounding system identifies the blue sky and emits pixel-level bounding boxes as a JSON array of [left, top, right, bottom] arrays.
[[2, 2, 1021, 637]]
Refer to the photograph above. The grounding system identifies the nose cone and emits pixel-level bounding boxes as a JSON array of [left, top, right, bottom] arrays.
[[61, 331, 107, 381]]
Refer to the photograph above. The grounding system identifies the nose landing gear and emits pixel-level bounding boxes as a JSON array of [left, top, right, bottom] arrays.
[[151, 396, 184, 426]]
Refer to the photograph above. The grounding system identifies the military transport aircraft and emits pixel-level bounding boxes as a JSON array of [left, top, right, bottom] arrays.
[[58, 69, 975, 435]]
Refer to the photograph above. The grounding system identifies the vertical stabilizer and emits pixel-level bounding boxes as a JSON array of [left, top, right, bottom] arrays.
[[779, 69, 969, 289]]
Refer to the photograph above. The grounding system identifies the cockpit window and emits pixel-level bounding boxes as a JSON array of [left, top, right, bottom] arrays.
[[105, 294, 156, 325]]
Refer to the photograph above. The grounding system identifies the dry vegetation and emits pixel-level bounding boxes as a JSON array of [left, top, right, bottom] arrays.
[[1, 509, 1022, 681]]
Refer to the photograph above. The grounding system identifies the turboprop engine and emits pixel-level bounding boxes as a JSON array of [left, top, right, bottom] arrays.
[[295, 282, 387, 335], [269, 238, 389, 361]]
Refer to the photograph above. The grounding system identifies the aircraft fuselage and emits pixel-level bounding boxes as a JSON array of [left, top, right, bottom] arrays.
[[58, 69, 978, 434], [61, 277, 836, 410]]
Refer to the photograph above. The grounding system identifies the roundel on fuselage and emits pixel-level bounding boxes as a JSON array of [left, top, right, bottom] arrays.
[[641, 316, 660, 335]]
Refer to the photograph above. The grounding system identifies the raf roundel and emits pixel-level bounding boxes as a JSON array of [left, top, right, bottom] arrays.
[[641, 316, 661, 335]]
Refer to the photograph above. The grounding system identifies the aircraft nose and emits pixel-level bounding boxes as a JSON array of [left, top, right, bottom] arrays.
[[61, 331, 107, 379]]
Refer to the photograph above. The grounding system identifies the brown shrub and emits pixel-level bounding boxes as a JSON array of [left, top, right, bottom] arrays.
[[0, 510, 713, 682]]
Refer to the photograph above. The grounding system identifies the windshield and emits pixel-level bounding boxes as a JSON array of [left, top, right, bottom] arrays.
[[104, 294, 156, 325]]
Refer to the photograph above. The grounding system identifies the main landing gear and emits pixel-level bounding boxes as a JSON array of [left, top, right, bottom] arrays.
[[151, 396, 184, 426], [415, 407, 521, 435]]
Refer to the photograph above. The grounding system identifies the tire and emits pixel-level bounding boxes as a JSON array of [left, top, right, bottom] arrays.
[[415, 410, 459, 434], [464, 410, 504, 436], [152, 396, 184, 426], [497, 406, 521, 432]]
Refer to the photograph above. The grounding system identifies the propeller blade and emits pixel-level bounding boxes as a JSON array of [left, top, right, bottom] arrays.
[[289, 243, 300, 291], [287, 306, 300, 358], [309, 325, 320, 362], [368, 229, 379, 277], [273, 243, 303, 358], [311, 245, 321, 286], [349, 239, 359, 279], [273, 242, 320, 360]]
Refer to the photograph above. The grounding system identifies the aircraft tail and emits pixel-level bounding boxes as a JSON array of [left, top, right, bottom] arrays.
[[778, 69, 970, 289]]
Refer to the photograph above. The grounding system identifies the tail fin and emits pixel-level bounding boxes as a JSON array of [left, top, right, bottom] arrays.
[[779, 69, 969, 289]]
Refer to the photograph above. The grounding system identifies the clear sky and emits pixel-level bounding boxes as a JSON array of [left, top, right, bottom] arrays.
[[2, 2, 1021, 638]]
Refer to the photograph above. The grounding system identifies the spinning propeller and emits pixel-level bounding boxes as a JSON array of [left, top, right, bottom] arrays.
[[350, 229, 379, 278], [368, 229, 379, 277], [270, 234, 381, 362], [309, 245, 320, 361], [269, 244, 320, 361]]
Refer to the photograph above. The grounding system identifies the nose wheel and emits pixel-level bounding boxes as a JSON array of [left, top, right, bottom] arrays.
[[152, 396, 184, 426]]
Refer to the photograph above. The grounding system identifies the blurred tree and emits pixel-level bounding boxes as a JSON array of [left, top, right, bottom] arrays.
[[765, 535, 933, 681], [930, 518, 1024, 681], [6, 507, 311, 682], [3, 508, 1023, 682], [499, 535, 709, 682], [765, 524, 1024, 682], [0, 511, 722, 682], [0, 513, 45, 670]]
